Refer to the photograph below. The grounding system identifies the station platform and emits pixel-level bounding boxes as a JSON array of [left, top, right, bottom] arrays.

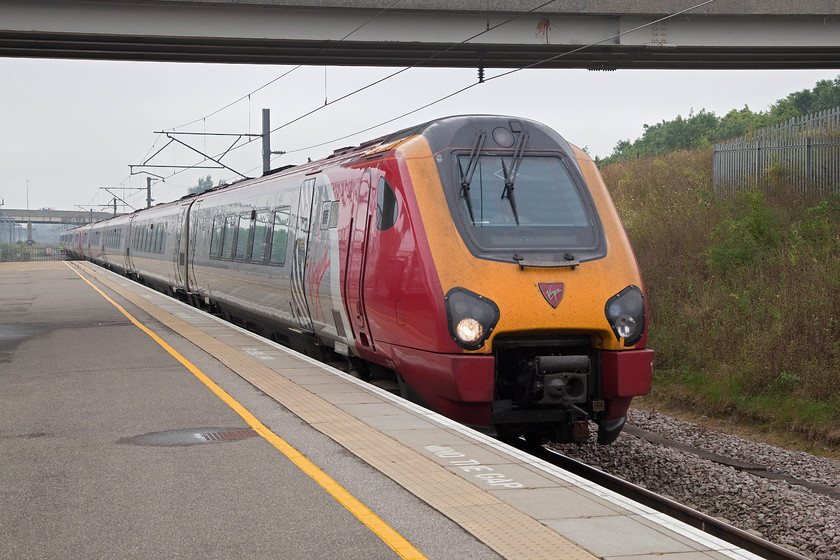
[[0, 261, 760, 560]]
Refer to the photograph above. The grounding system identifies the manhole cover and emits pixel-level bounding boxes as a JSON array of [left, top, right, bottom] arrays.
[[119, 427, 259, 447]]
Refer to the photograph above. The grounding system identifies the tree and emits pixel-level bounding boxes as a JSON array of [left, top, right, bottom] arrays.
[[598, 74, 840, 167], [189, 175, 215, 194]]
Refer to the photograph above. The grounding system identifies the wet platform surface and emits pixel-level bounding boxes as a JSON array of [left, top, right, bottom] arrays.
[[0, 261, 761, 560]]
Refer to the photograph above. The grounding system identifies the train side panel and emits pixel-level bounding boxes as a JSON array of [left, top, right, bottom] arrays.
[[360, 154, 455, 354], [127, 202, 187, 292], [99, 215, 132, 274], [187, 175, 354, 353], [306, 171, 365, 356], [84, 223, 105, 263], [188, 182, 297, 332]]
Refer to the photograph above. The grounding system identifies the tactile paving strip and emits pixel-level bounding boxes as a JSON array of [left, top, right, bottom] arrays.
[[73, 262, 597, 560]]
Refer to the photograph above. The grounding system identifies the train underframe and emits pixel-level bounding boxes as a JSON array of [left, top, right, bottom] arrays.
[[491, 334, 601, 444]]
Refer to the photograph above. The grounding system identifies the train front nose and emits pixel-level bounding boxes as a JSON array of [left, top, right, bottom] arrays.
[[490, 334, 603, 443]]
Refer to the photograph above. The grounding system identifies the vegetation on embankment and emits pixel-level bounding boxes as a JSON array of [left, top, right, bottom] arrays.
[[603, 148, 840, 454], [597, 74, 840, 165]]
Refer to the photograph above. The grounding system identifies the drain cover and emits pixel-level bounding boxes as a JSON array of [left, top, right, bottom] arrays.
[[119, 427, 259, 447]]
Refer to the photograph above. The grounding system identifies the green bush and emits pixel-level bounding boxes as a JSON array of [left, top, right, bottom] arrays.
[[603, 151, 840, 450], [704, 191, 782, 274], [598, 74, 840, 166]]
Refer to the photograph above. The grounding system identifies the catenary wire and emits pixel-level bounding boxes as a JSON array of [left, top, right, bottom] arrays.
[[232, 0, 717, 178], [274, 0, 718, 157], [167, 0, 406, 132], [118, 0, 407, 207], [137, 0, 716, 200], [262, 0, 560, 137], [138, 0, 560, 190], [186, 0, 561, 173]]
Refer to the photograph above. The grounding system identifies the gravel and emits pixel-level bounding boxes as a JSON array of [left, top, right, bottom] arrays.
[[552, 409, 840, 560]]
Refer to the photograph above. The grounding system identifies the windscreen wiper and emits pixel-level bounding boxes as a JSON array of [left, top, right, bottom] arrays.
[[500, 131, 529, 226], [459, 131, 486, 225]]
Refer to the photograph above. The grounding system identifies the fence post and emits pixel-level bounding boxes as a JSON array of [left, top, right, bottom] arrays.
[[806, 135, 813, 191], [712, 105, 840, 196]]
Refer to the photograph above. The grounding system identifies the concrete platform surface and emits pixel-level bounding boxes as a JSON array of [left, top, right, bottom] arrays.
[[0, 261, 762, 560]]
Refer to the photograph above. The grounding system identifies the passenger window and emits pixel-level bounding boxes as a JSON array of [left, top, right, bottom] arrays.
[[209, 217, 223, 258], [329, 201, 339, 228], [251, 212, 271, 263], [377, 178, 398, 231], [269, 208, 290, 265], [234, 213, 252, 260], [320, 201, 331, 229], [157, 226, 166, 253], [221, 216, 236, 259]]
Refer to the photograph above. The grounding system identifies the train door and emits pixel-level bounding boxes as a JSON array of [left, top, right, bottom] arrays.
[[291, 177, 316, 332], [173, 200, 193, 290], [186, 200, 204, 293], [345, 169, 374, 349], [125, 217, 136, 274], [118, 225, 129, 272]]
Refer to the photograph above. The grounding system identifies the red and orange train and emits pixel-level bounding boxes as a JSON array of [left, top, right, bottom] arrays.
[[62, 115, 653, 444]]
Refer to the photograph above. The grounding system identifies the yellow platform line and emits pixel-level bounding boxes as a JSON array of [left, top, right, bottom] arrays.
[[65, 262, 427, 560], [71, 261, 599, 560]]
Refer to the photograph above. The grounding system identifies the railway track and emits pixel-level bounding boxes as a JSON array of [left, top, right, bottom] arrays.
[[622, 424, 840, 500], [524, 443, 810, 560]]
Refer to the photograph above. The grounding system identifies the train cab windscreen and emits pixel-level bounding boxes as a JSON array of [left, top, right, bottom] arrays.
[[456, 155, 600, 252]]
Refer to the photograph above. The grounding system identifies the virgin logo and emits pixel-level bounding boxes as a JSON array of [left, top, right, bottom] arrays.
[[539, 283, 565, 308]]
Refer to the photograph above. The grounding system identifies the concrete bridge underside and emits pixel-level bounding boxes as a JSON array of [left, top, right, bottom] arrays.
[[1, 1, 840, 70]]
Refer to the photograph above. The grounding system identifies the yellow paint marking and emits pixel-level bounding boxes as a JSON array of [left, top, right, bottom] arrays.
[[65, 262, 427, 560]]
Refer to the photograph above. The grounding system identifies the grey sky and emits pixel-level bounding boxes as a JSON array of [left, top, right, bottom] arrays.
[[1, 56, 837, 212]]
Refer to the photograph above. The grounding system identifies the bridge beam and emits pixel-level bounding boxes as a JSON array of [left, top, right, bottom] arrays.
[[0, 209, 115, 225], [1, 1, 840, 69]]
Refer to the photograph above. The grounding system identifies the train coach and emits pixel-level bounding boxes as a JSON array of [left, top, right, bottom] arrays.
[[64, 115, 653, 444]]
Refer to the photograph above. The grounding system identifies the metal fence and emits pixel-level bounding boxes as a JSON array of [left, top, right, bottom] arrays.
[[713, 107, 840, 195], [0, 245, 68, 263]]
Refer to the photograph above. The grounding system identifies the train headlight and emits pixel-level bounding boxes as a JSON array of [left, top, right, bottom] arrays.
[[605, 286, 646, 347], [456, 317, 484, 344], [445, 288, 500, 350]]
